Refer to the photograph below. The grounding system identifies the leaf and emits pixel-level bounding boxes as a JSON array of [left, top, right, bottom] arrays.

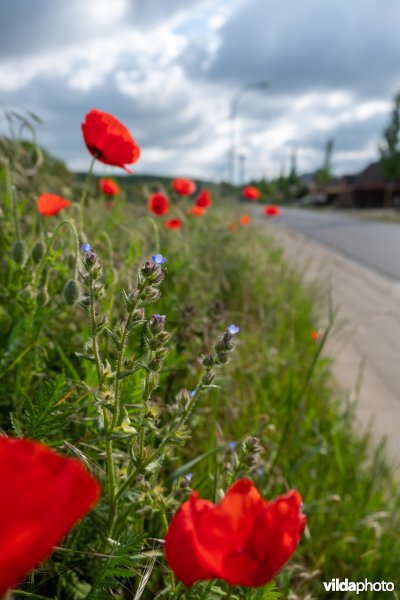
[[246, 582, 282, 600], [86, 533, 145, 599], [11, 375, 72, 441], [167, 447, 222, 484]]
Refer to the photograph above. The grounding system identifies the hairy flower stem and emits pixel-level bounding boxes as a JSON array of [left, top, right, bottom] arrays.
[[111, 299, 139, 431], [10, 184, 20, 241], [138, 362, 152, 464], [80, 155, 96, 209], [161, 512, 176, 595], [87, 268, 118, 538], [33, 219, 80, 290], [145, 217, 160, 253], [88, 273, 103, 389]]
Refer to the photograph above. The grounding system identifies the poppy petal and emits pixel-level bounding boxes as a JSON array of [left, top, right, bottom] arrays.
[[37, 194, 71, 216], [0, 437, 100, 595], [164, 493, 217, 586]]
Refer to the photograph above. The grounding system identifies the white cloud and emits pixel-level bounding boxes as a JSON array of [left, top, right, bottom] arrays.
[[0, 0, 396, 180]]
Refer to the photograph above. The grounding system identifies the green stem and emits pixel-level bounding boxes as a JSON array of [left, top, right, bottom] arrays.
[[10, 185, 20, 241], [79, 154, 96, 231], [138, 366, 152, 462], [88, 266, 117, 538], [81, 155, 97, 208], [2, 158, 12, 214], [162, 513, 176, 595], [88, 272, 103, 386], [111, 298, 140, 430], [105, 436, 117, 534], [144, 217, 160, 253], [33, 219, 80, 289]]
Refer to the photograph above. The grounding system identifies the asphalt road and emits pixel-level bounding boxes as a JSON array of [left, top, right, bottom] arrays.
[[250, 206, 400, 468], [253, 206, 400, 282]]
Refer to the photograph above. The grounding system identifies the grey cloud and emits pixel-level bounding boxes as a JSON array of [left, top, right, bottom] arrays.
[[0, 68, 205, 174], [204, 0, 400, 98], [0, 0, 107, 59], [126, 0, 207, 28]]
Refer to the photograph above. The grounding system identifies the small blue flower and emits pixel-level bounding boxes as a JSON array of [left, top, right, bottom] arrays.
[[228, 324, 240, 335], [184, 472, 193, 482], [153, 314, 166, 320], [151, 253, 166, 265], [189, 390, 196, 398], [228, 441, 237, 450], [82, 243, 91, 252]]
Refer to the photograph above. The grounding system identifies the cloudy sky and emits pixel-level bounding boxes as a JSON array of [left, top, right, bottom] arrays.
[[1, 0, 399, 182]]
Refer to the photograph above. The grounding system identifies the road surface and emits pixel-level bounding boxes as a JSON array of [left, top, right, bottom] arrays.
[[251, 206, 400, 468], [260, 207, 400, 282]]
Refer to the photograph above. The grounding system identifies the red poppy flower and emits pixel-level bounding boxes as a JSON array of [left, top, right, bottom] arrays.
[[99, 178, 121, 197], [239, 214, 251, 226], [243, 186, 261, 200], [311, 330, 322, 341], [165, 478, 305, 588], [195, 189, 212, 209], [164, 218, 183, 230], [172, 178, 196, 196], [37, 193, 71, 216], [264, 205, 281, 216], [0, 437, 100, 596], [190, 205, 206, 217], [149, 192, 170, 216], [228, 223, 237, 232], [81, 109, 140, 173]]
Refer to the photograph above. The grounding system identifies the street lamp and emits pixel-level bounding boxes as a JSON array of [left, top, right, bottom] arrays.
[[229, 80, 270, 185]]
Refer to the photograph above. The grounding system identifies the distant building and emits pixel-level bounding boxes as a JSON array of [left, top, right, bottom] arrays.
[[311, 162, 400, 208]]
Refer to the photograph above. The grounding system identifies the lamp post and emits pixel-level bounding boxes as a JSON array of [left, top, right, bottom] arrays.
[[229, 80, 270, 185]]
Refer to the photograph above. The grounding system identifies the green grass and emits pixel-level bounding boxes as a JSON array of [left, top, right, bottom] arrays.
[[1, 153, 400, 598]]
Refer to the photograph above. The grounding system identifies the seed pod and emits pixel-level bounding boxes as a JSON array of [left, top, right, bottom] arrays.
[[11, 240, 25, 264], [63, 279, 80, 305], [31, 240, 45, 264]]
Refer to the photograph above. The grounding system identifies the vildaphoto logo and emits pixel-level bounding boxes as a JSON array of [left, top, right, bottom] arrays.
[[323, 579, 395, 594]]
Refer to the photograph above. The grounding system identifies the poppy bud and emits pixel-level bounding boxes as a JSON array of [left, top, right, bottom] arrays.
[[11, 240, 26, 264], [31, 240, 45, 264], [63, 279, 80, 306]]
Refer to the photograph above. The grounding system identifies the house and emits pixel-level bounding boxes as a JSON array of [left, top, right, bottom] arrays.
[[325, 162, 400, 208]]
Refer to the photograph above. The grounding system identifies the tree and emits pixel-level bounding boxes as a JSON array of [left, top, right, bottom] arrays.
[[379, 92, 400, 182], [316, 138, 334, 186]]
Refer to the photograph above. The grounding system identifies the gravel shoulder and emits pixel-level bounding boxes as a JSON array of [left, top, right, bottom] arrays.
[[257, 219, 400, 469]]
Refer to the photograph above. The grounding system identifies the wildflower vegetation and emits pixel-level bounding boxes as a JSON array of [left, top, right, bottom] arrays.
[[1, 109, 400, 599]]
